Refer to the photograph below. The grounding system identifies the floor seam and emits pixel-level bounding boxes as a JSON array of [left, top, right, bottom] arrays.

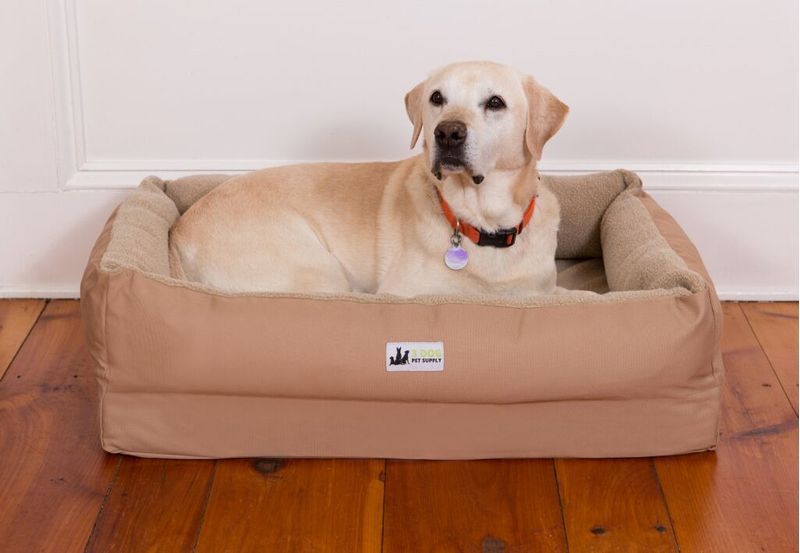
[[552, 460, 570, 553], [739, 302, 798, 416], [379, 459, 388, 553], [191, 460, 218, 553], [651, 459, 682, 552], [0, 299, 49, 384], [82, 456, 123, 553]]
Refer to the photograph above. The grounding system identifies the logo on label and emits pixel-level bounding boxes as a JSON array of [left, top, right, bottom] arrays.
[[386, 341, 444, 372], [388, 347, 410, 366]]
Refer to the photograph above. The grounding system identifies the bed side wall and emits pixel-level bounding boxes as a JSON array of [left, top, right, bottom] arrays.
[[96, 265, 721, 458], [637, 189, 725, 441], [79, 210, 116, 450]]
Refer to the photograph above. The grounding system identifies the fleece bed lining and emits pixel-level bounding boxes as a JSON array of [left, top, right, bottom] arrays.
[[98, 169, 705, 306]]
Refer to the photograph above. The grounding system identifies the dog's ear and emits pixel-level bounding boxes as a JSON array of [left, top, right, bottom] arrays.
[[404, 81, 425, 149], [522, 76, 569, 160]]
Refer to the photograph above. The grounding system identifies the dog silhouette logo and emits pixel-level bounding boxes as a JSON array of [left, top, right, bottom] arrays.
[[388, 347, 410, 366]]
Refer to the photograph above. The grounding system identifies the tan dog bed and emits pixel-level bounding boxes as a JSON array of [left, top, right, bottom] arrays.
[[81, 170, 723, 459]]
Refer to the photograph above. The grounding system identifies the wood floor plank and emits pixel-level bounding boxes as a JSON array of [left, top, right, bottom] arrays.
[[556, 458, 678, 552], [655, 303, 798, 553], [195, 458, 384, 553], [656, 429, 797, 553], [715, 303, 797, 436], [741, 301, 799, 413], [382, 459, 568, 553], [0, 299, 46, 379], [0, 300, 119, 553], [84, 458, 216, 553]]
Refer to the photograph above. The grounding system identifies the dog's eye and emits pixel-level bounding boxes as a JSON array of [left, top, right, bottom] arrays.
[[429, 90, 445, 106], [485, 95, 506, 111]]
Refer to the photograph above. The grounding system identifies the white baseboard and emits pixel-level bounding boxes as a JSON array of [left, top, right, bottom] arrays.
[[0, 289, 81, 299], [59, 160, 799, 192], [714, 291, 798, 302], [1, 165, 797, 300]]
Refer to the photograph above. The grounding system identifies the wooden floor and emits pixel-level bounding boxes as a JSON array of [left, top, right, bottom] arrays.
[[0, 300, 796, 552]]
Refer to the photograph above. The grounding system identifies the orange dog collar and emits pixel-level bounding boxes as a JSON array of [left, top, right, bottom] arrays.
[[436, 189, 536, 248]]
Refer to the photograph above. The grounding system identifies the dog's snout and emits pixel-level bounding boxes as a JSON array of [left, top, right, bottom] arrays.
[[434, 120, 467, 148]]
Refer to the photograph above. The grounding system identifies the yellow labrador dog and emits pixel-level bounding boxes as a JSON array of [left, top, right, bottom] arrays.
[[170, 61, 568, 297]]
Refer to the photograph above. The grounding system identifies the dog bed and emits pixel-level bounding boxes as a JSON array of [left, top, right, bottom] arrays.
[[81, 169, 723, 459]]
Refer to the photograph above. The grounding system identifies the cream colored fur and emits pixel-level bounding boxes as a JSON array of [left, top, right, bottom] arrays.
[[170, 61, 569, 296]]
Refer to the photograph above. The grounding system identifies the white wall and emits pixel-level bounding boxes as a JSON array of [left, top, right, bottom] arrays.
[[2, 0, 797, 298]]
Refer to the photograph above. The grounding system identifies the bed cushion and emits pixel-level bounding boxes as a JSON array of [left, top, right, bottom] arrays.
[[81, 169, 724, 459]]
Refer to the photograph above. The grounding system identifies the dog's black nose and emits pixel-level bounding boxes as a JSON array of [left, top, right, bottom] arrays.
[[434, 120, 467, 148]]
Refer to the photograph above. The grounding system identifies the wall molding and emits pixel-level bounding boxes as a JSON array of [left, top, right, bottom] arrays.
[[45, 0, 84, 189], [60, 159, 798, 193]]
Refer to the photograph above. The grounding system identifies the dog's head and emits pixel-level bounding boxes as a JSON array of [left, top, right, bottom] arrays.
[[405, 61, 568, 184]]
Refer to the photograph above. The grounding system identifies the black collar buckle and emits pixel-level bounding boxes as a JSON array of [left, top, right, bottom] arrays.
[[477, 227, 519, 248]]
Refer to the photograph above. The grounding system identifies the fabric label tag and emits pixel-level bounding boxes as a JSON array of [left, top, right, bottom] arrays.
[[385, 341, 444, 372]]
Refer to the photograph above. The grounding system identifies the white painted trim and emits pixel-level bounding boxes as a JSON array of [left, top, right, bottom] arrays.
[[45, 0, 85, 189], [55, 160, 798, 192], [77, 159, 800, 173], [0, 289, 81, 300], [716, 291, 799, 302], [1, 286, 795, 302]]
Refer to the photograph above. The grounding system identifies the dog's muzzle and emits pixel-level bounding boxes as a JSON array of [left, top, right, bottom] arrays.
[[431, 120, 483, 184]]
